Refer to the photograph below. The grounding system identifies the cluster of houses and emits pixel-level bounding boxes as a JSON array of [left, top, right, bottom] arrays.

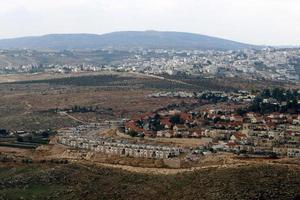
[[57, 123, 181, 160], [124, 108, 300, 158], [125, 109, 195, 137], [115, 48, 300, 82], [55, 102, 300, 159]]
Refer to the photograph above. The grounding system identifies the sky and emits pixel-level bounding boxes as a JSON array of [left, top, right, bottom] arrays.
[[0, 0, 299, 45]]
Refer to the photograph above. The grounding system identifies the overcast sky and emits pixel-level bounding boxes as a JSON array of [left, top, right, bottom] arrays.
[[0, 0, 299, 45]]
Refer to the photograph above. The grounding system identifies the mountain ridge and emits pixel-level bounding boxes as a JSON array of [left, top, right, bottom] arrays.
[[0, 31, 261, 50]]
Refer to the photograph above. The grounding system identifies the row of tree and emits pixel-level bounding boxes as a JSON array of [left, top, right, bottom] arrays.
[[260, 88, 299, 102], [238, 88, 300, 114], [0, 129, 8, 136]]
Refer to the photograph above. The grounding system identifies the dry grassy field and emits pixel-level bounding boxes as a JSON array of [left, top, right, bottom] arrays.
[[0, 71, 295, 131], [0, 72, 188, 130]]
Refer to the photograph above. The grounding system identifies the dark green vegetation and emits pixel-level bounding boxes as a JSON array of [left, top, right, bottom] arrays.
[[127, 130, 140, 138], [10, 73, 278, 92], [248, 88, 300, 114], [9, 74, 199, 91], [0, 31, 258, 50], [260, 88, 300, 101], [8, 74, 209, 91], [0, 163, 299, 200], [13, 75, 134, 87], [0, 143, 38, 149], [0, 129, 55, 149], [170, 114, 184, 125]]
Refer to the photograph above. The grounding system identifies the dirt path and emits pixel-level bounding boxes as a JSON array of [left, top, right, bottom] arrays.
[[74, 159, 300, 175], [91, 162, 245, 175], [22, 101, 33, 115], [59, 111, 86, 124], [130, 72, 198, 87], [75, 160, 289, 175]]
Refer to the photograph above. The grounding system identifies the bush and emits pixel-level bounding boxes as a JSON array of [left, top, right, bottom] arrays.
[[170, 115, 183, 124], [128, 130, 139, 137]]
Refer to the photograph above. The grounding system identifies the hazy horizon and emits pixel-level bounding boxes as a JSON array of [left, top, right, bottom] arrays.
[[1, 0, 300, 46]]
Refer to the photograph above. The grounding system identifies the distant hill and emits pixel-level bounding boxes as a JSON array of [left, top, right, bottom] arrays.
[[0, 31, 260, 50]]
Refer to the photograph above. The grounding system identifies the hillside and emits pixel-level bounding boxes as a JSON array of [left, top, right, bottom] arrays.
[[0, 162, 299, 200], [0, 31, 258, 50]]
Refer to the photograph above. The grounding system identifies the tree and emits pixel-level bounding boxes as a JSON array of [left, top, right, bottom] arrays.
[[17, 137, 24, 142], [0, 129, 8, 136], [272, 88, 285, 101], [236, 108, 247, 116], [128, 130, 139, 137], [170, 115, 183, 124], [262, 89, 271, 98], [149, 114, 163, 131]]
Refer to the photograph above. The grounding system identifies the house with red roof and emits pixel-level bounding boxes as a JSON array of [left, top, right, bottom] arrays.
[[230, 132, 248, 144], [179, 112, 193, 123], [160, 117, 173, 129]]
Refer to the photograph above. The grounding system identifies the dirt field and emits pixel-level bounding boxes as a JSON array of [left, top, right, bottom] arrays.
[[0, 73, 188, 130], [1, 71, 297, 131]]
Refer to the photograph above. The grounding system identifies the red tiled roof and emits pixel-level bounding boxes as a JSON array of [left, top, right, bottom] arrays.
[[160, 118, 173, 127], [124, 121, 143, 132], [226, 142, 237, 147], [233, 132, 247, 139], [180, 112, 193, 121]]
